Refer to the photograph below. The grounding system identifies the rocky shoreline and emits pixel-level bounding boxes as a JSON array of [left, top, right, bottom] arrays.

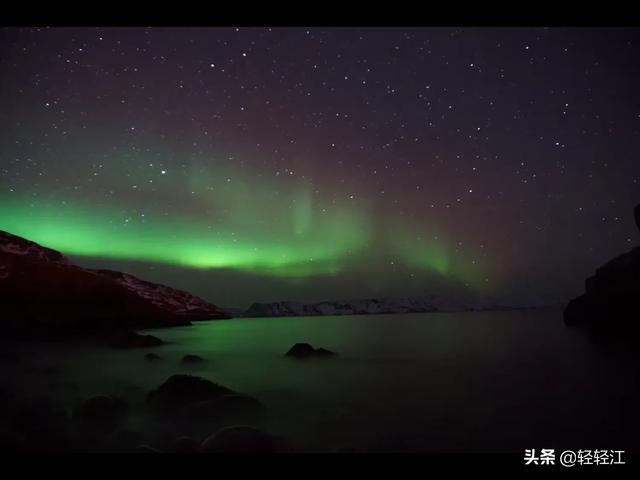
[[0, 230, 229, 340], [564, 203, 640, 340], [0, 340, 338, 453], [0, 373, 283, 453]]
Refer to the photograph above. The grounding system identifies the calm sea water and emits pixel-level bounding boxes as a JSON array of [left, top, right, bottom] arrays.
[[2, 309, 640, 452]]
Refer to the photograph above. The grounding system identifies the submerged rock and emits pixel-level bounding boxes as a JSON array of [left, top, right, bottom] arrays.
[[145, 353, 162, 361], [147, 375, 234, 414], [285, 343, 336, 358], [73, 395, 128, 435], [285, 343, 314, 357], [200, 425, 282, 453]]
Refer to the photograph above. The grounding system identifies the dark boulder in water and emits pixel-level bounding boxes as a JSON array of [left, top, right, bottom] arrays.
[[73, 395, 128, 435], [200, 425, 282, 453], [145, 353, 162, 361], [147, 375, 234, 414], [182, 354, 206, 364], [285, 343, 315, 357], [285, 343, 336, 358], [564, 203, 640, 339]]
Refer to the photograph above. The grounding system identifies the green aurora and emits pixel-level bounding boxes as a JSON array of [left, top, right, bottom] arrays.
[[0, 165, 490, 289]]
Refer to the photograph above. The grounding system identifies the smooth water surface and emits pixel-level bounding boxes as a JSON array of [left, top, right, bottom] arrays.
[[2, 310, 639, 452]]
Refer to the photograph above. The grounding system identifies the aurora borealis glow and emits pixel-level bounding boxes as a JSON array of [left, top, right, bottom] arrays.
[[0, 178, 371, 277], [0, 169, 482, 283], [1, 27, 639, 307]]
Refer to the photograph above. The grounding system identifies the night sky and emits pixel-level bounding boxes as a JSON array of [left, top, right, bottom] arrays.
[[1, 27, 639, 308]]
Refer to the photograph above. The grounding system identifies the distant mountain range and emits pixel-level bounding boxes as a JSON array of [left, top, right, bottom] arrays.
[[0, 229, 541, 339], [0, 230, 228, 336], [227, 296, 533, 318]]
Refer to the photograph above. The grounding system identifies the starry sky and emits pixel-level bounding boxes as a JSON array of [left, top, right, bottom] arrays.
[[1, 27, 639, 308]]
